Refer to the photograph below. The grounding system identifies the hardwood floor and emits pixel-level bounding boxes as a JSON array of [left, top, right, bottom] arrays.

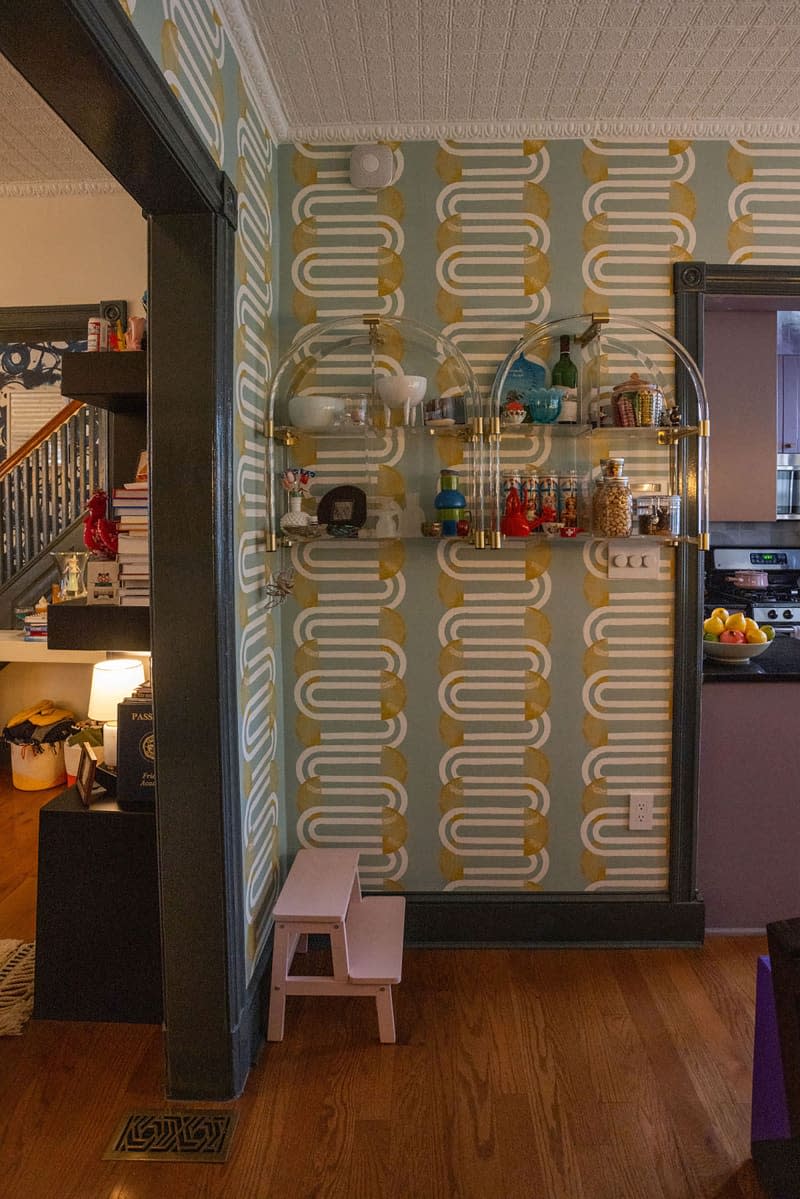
[[0, 766, 771, 1196], [1, 950, 772, 1196], [0, 761, 62, 942]]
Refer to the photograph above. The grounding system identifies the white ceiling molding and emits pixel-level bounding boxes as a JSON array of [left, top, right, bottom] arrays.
[[0, 179, 124, 199], [215, 0, 289, 143], [288, 118, 800, 144]]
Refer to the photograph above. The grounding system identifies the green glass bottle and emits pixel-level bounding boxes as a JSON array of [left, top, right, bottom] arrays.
[[551, 335, 577, 388]]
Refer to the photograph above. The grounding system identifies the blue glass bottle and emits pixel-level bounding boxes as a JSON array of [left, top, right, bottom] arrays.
[[434, 468, 466, 536]]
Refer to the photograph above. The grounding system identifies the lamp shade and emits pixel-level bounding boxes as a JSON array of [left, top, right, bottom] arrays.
[[87, 659, 145, 722]]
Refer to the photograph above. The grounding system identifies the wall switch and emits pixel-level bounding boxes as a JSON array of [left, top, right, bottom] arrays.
[[607, 540, 661, 579], [628, 792, 655, 830]]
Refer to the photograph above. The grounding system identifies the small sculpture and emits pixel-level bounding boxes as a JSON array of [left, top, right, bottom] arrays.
[[83, 491, 118, 557]]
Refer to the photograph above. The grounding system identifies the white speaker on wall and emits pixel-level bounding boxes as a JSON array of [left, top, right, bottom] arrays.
[[350, 143, 395, 190]]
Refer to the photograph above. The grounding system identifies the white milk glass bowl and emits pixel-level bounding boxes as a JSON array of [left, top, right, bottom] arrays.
[[376, 375, 427, 424], [288, 394, 346, 431]]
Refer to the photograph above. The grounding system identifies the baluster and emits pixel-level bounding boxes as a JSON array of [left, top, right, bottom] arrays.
[[1, 476, 10, 585], [31, 447, 42, 559]]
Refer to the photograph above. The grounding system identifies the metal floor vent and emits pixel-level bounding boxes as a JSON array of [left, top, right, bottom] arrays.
[[103, 1110, 238, 1163]]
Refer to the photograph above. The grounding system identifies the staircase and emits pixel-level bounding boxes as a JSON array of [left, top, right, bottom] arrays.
[[0, 402, 107, 624]]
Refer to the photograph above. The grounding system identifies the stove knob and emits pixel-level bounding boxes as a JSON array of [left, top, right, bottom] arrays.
[[784, 610, 794, 621], [767, 609, 778, 620]]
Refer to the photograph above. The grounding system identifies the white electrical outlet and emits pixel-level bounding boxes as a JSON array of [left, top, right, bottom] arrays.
[[607, 540, 661, 579], [628, 792, 654, 830]]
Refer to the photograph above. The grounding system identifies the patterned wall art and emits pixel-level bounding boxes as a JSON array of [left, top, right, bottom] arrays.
[[0, 338, 81, 459]]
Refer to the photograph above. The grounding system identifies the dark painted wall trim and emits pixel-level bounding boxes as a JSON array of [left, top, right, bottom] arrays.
[[2, 2, 246, 1098], [0, 0, 234, 222], [404, 893, 705, 947], [673, 259, 800, 914], [149, 212, 241, 1099]]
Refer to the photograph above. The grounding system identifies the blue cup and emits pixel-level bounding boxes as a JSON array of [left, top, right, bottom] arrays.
[[527, 387, 563, 424]]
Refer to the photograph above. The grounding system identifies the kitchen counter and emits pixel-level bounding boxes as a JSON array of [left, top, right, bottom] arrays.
[[703, 635, 800, 681]]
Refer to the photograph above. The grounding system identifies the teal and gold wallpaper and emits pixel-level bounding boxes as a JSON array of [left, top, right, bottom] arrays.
[[122, 0, 280, 979], [276, 137, 800, 895], [116, 0, 800, 918]]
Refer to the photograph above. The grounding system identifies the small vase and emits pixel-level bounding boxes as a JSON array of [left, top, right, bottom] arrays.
[[434, 469, 466, 536], [280, 495, 319, 540]]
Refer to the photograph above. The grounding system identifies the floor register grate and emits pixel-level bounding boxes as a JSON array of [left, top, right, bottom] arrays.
[[103, 1110, 238, 1163]]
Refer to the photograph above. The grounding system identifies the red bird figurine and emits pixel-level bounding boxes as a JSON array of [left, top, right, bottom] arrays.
[[83, 490, 118, 557]]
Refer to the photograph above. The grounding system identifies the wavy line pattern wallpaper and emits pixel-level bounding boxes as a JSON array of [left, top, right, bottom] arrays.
[[119, 0, 800, 919], [125, 0, 280, 979], [277, 136, 800, 895]]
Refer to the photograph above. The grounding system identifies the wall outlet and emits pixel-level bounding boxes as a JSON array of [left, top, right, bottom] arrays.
[[628, 792, 654, 830]]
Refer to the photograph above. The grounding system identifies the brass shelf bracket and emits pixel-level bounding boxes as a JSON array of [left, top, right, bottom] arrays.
[[577, 313, 610, 347]]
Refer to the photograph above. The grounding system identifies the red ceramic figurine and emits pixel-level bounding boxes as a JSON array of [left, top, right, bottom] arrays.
[[83, 490, 119, 557], [500, 482, 531, 537]]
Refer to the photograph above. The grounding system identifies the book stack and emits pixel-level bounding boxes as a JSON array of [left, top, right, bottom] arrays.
[[113, 475, 150, 607], [23, 602, 48, 641]]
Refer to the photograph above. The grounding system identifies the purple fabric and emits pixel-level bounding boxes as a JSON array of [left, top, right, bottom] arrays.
[[752, 955, 792, 1144]]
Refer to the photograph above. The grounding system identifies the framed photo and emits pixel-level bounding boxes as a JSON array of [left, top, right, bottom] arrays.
[[76, 743, 99, 807]]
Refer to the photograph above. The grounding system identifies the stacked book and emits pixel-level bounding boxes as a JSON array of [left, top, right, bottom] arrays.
[[113, 476, 150, 607]]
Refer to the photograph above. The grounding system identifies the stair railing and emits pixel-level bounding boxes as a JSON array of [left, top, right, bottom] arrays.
[[0, 401, 107, 587]]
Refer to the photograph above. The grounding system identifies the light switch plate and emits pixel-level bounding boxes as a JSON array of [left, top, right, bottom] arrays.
[[607, 540, 661, 579]]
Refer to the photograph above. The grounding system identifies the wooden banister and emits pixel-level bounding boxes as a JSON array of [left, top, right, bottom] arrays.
[[0, 400, 84, 483]]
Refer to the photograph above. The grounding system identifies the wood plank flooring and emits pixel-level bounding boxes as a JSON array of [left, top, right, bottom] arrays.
[[0, 762, 62, 942], [0, 766, 771, 1197]]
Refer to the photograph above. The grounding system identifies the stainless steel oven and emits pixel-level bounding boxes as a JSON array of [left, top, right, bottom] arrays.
[[705, 547, 800, 636]]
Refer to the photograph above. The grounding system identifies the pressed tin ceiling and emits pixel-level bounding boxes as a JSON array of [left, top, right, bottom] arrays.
[[0, 54, 118, 196], [220, 0, 800, 143]]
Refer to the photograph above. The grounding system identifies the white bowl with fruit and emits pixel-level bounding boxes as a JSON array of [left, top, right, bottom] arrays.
[[702, 608, 775, 663]]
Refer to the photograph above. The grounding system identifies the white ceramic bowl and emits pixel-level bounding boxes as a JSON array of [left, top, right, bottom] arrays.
[[288, 393, 345, 431], [703, 639, 772, 663], [376, 375, 427, 411]]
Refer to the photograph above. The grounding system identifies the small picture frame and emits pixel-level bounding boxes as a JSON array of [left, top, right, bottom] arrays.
[[76, 743, 99, 807]]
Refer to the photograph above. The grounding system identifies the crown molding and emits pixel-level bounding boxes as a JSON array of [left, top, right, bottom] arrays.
[[286, 116, 800, 145], [214, 0, 288, 144], [0, 179, 124, 198]]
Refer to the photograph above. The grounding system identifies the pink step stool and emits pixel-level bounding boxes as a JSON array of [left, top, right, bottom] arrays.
[[267, 848, 405, 1044]]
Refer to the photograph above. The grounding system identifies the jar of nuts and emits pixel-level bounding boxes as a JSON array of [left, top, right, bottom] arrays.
[[592, 475, 633, 537]]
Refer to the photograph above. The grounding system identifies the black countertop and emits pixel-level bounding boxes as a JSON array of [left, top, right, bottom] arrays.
[[703, 634, 800, 682]]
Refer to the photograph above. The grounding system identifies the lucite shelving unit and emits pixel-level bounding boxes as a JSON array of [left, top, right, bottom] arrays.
[[263, 312, 709, 559]]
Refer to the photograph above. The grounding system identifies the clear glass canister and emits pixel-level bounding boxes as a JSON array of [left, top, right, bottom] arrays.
[[592, 475, 632, 537], [654, 494, 680, 536]]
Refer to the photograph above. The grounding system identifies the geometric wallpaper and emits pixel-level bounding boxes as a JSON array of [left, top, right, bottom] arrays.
[[124, 0, 280, 980], [277, 139, 694, 895], [121, 0, 800, 942]]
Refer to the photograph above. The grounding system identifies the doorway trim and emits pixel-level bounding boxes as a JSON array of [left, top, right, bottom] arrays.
[[1, 2, 246, 1097]]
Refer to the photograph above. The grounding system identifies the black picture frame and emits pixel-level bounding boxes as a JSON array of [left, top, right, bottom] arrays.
[[75, 743, 99, 807]]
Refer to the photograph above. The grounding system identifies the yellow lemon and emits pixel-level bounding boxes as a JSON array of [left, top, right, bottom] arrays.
[[703, 616, 725, 636], [744, 617, 760, 635], [711, 607, 729, 623], [745, 628, 768, 644], [724, 611, 747, 633]]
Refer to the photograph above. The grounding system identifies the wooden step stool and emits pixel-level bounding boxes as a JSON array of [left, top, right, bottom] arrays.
[[267, 848, 405, 1044]]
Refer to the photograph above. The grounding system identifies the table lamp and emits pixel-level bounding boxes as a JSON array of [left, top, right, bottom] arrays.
[[88, 658, 146, 768]]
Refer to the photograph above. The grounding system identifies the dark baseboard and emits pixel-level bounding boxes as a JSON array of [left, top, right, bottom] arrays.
[[403, 892, 705, 947], [752, 1137, 800, 1197]]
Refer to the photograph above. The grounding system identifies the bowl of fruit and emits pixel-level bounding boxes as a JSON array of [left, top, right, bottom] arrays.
[[702, 608, 775, 662]]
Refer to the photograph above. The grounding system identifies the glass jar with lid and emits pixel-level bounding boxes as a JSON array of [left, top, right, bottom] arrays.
[[592, 475, 633, 538]]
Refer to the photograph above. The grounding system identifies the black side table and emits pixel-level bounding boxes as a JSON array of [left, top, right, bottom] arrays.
[[33, 786, 162, 1022]]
